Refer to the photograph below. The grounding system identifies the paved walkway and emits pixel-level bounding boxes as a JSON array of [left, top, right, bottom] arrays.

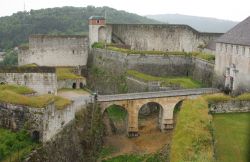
[[98, 88, 219, 102]]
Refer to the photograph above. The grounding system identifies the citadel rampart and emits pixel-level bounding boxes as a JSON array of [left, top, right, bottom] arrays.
[[91, 48, 214, 86], [108, 24, 222, 52], [0, 93, 91, 142], [18, 35, 89, 67], [0, 66, 57, 95]]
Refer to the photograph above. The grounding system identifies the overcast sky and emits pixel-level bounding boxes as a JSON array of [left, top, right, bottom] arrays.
[[0, 0, 249, 21]]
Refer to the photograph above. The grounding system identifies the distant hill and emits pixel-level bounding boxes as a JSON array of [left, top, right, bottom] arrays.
[[146, 14, 238, 33], [0, 6, 159, 49]]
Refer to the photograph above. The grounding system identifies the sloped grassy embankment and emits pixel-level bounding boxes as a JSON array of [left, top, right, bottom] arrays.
[[0, 84, 71, 109], [127, 70, 203, 89]]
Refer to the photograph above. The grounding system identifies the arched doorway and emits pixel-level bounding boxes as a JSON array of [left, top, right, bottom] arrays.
[[32, 131, 40, 142], [102, 104, 128, 136], [72, 82, 76, 89], [98, 26, 107, 42], [79, 82, 84, 89], [138, 102, 163, 135]]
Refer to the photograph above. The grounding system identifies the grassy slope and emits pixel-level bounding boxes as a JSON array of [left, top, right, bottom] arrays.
[[0, 85, 71, 109], [170, 97, 213, 162], [0, 129, 37, 161], [56, 67, 84, 80], [127, 70, 203, 89], [0, 84, 35, 94], [106, 105, 127, 122], [213, 113, 250, 162]]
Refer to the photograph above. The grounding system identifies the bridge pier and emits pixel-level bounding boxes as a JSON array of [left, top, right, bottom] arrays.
[[159, 103, 176, 131]]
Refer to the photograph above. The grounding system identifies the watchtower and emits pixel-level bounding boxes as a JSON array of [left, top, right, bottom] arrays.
[[88, 16, 111, 47]]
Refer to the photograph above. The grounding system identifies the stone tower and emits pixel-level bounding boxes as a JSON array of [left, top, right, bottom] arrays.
[[88, 16, 112, 47]]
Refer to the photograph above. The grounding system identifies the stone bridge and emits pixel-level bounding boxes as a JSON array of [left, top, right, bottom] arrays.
[[98, 88, 219, 136]]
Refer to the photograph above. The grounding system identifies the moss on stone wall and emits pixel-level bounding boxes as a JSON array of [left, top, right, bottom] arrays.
[[25, 103, 103, 162]]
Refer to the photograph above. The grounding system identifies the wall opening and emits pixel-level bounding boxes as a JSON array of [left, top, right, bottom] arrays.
[[32, 131, 40, 142], [72, 83, 76, 89], [138, 102, 163, 135], [102, 104, 128, 136], [98, 26, 107, 42], [80, 82, 84, 89]]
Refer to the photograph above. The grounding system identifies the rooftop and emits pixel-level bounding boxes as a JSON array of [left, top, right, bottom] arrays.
[[216, 16, 250, 46], [89, 16, 105, 20]]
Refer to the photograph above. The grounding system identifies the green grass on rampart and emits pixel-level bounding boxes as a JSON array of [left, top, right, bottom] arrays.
[[170, 97, 213, 162], [204, 93, 250, 104], [127, 70, 203, 89], [0, 90, 71, 109], [0, 84, 35, 94], [56, 67, 84, 80], [92, 42, 215, 62]]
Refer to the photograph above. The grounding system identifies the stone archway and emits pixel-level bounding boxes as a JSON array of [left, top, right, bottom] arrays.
[[98, 26, 107, 42], [72, 82, 76, 89], [102, 104, 128, 136], [137, 102, 164, 136]]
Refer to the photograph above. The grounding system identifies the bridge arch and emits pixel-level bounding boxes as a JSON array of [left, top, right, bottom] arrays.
[[102, 104, 128, 136], [137, 102, 163, 135]]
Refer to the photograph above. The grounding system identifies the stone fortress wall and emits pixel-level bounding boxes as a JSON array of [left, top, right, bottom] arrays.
[[18, 35, 89, 67], [91, 48, 214, 87], [0, 92, 91, 142], [0, 67, 57, 95], [106, 24, 222, 52]]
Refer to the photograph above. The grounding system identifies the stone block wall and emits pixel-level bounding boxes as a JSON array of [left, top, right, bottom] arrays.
[[0, 93, 91, 142], [0, 67, 57, 95], [91, 48, 214, 87], [18, 35, 89, 67], [109, 24, 222, 52], [209, 101, 250, 113]]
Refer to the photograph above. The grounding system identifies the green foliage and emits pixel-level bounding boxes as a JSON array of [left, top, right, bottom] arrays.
[[0, 84, 35, 94], [204, 93, 231, 103], [88, 66, 128, 94], [0, 50, 18, 66], [0, 129, 37, 161], [93, 42, 215, 62], [106, 105, 127, 122], [56, 67, 84, 80], [170, 97, 213, 162], [235, 93, 250, 101], [0, 6, 158, 49], [127, 70, 203, 89], [213, 113, 250, 162], [99, 146, 117, 159], [0, 89, 70, 109]]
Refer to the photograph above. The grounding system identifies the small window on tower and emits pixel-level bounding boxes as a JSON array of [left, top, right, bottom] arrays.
[[97, 20, 100, 24]]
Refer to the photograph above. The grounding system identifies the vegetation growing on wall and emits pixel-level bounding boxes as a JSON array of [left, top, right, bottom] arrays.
[[56, 67, 84, 80], [92, 42, 215, 62], [170, 97, 213, 162], [87, 66, 128, 94], [0, 84, 35, 94], [127, 70, 203, 89], [0, 85, 71, 109], [0, 129, 37, 161], [204, 93, 250, 104]]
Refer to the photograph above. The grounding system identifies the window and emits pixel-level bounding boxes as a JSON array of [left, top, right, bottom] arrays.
[[97, 20, 100, 24], [225, 44, 227, 52], [242, 47, 245, 56], [236, 45, 239, 54]]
